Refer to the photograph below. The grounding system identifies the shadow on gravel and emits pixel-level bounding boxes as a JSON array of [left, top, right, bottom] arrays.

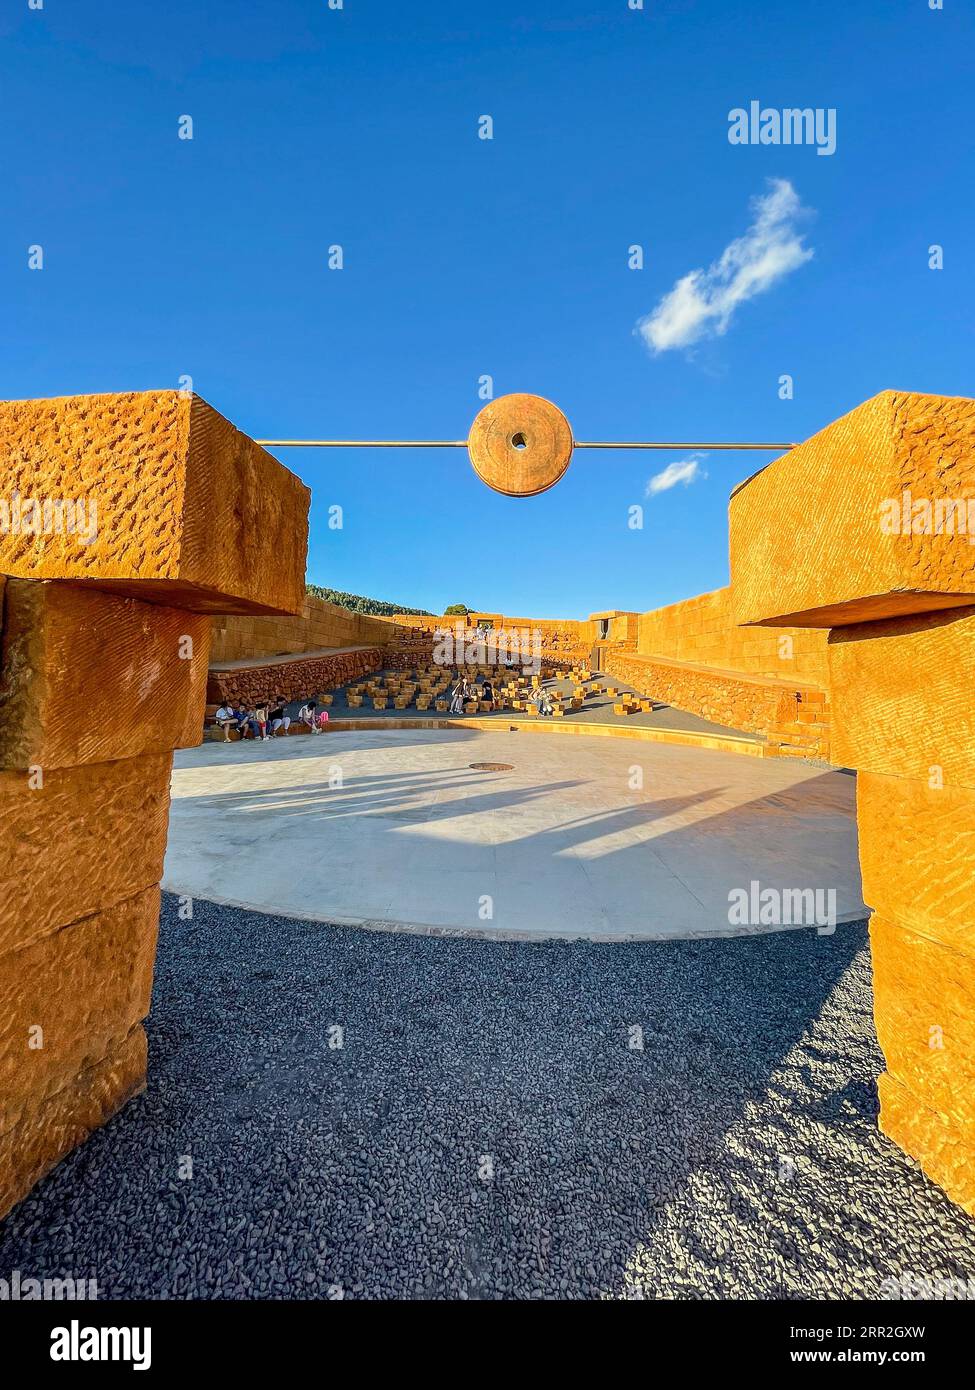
[[3, 896, 975, 1300]]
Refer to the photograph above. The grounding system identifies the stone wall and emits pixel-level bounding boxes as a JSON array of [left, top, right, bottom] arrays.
[[210, 594, 401, 662], [0, 391, 308, 1219], [207, 647, 383, 706], [636, 586, 830, 686], [385, 612, 591, 669], [603, 649, 829, 759]]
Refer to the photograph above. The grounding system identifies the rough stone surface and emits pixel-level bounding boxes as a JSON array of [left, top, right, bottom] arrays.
[[729, 388, 975, 1216], [0, 580, 211, 770], [210, 595, 403, 664], [0, 1026, 145, 1223], [878, 1072, 975, 1220], [829, 607, 975, 788], [604, 650, 828, 759], [858, 773, 975, 955], [869, 915, 975, 1132], [0, 752, 172, 956], [467, 393, 573, 497], [0, 391, 309, 615], [206, 646, 383, 707], [730, 390, 975, 628], [0, 887, 159, 1136], [636, 586, 830, 686], [3, 898, 975, 1298], [0, 393, 313, 1221]]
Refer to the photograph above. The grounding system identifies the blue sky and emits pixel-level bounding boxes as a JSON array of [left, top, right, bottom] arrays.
[[3, 0, 972, 618]]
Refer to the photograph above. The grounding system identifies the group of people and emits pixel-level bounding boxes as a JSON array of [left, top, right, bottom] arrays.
[[448, 676, 494, 713], [213, 697, 329, 743], [216, 675, 558, 740], [448, 676, 554, 716], [533, 687, 555, 716]]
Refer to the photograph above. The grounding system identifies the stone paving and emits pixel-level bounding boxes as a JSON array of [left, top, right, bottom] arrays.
[[164, 726, 862, 938]]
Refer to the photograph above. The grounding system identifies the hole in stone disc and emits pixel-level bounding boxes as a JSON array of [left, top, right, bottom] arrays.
[[469, 762, 514, 772], [510, 432, 528, 450]]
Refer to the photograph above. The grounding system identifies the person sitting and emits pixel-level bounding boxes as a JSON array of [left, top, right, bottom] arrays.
[[238, 707, 262, 741], [315, 709, 330, 732], [298, 700, 318, 731], [481, 679, 495, 710], [214, 704, 238, 741], [534, 686, 554, 717], [268, 697, 291, 738]]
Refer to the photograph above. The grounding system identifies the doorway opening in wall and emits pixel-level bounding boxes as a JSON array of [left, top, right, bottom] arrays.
[[598, 618, 610, 639]]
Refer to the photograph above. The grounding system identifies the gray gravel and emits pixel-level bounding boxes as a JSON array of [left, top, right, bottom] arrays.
[[2, 897, 975, 1300]]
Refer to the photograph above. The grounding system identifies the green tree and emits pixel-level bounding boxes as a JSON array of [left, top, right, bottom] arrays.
[[305, 584, 432, 617], [443, 604, 470, 616]]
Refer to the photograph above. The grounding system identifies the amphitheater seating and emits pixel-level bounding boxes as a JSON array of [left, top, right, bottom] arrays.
[[205, 663, 674, 738]]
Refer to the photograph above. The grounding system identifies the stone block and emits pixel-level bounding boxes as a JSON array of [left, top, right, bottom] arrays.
[[0, 887, 159, 1135], [0, 1024, 146, 1221], [0, 391, 309, 615], [877, 1071, 975, 1217], [730, 391, 975, 628], [870, 914, 975, 1131], [858, 773, 975, 953], [0, 752, 171, 956], [828, 608, 975, 787], [0, 579, 211, 771]]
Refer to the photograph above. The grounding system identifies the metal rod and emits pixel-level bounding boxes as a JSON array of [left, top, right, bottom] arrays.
[[573, 441, 796, 451], [254, 439, 468, 448], [256, 438, 796, 451]]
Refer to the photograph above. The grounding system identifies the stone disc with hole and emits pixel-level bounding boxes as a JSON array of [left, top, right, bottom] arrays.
[[467, 393, 573, 497]]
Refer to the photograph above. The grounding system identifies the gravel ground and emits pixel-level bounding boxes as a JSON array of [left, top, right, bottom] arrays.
[[3, 895, 975, 1300]]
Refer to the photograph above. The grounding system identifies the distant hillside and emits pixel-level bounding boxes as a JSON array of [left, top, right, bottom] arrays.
[[305, 585, 433, 618]]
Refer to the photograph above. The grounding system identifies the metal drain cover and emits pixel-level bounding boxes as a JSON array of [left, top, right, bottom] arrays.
[[469, 762, 514, 772]]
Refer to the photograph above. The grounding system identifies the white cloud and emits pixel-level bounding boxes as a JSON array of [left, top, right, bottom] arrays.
[[646, 453, 708, 496], [636, 179, 813, 353]]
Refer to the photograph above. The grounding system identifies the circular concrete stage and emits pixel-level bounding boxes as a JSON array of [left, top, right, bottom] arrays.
[[164, 727, 865, 940]]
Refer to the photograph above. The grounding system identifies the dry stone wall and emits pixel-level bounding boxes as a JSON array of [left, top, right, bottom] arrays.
[[207, 646, 383, 706]]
